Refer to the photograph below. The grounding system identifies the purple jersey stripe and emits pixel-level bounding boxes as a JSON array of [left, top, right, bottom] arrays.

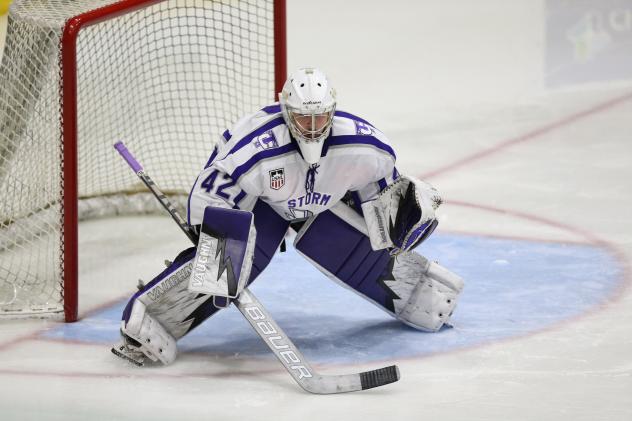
[[232, 190, 247, 209], [378, 178, 388, 191], [334, 110, 374, 127], [222, 130, 232, 141], [323, 135, 396, 160], [204, 146, 219, 169], [261, 104, 282, 114], [230, 143, 298, 182], [220, 116, 286, 160]]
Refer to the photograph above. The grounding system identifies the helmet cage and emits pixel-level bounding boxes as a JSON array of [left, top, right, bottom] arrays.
[[286, 106, 335, 144], [279, 67, 337, 164]]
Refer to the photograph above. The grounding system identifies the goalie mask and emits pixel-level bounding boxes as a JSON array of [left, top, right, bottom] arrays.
[[280, 68, 336, 164]]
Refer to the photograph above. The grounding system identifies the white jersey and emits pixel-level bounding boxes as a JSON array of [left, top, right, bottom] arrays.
[[187, 103, 398, 225]]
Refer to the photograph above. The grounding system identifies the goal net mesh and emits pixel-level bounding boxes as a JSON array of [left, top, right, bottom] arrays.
[[0, 0, 276, 317]]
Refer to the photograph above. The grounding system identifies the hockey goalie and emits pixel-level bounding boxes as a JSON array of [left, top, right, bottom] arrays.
[[112, 68, 464, 366]]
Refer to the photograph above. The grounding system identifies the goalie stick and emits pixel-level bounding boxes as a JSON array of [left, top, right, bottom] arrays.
[[114, 141, 400, 394]]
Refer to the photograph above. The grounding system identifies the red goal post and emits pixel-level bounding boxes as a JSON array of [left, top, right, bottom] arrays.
[[0, 0, 286, 322]]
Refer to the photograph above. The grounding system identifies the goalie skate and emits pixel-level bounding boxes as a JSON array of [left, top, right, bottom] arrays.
[[111, 334, 147, 367]]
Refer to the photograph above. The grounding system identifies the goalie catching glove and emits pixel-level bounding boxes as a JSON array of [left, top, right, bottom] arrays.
[[362, 175, 442, 255]]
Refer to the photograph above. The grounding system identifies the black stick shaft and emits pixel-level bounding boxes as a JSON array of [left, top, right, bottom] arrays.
[[114, 141, 197, 244], [113, 141, 400, 393]]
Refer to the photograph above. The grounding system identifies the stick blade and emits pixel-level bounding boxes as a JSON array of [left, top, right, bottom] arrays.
[[359, 365, 400, 390], [305, 365, 401, 394]]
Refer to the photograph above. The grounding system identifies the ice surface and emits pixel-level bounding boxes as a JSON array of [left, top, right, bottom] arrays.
[[1, 1, 632, 420]]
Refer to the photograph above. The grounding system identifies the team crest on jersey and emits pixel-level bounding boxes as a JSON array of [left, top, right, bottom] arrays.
[[253, 130, 279, 150], [269, 168, 285, 190], [354, 121, 375, 136]]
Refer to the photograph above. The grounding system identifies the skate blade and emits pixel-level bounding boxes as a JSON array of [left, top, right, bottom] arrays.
[[111, 345, 144, 367]]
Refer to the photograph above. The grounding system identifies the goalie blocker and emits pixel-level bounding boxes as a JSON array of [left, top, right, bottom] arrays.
[[113, 201, 289, 365], [188, 206, 257, 307]]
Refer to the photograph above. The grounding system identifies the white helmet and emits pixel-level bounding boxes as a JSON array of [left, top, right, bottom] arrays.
[[279, 68, 336, 164]]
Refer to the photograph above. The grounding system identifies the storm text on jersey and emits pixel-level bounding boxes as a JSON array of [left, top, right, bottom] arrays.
[[287, 191, 331, 208]]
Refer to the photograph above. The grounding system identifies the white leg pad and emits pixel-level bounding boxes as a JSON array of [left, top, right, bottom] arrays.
[[122, 300, 177, 365], [395, 253, 464, 332]]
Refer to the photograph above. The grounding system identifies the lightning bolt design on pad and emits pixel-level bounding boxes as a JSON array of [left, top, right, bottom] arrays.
[[376, 257, 401, 313], [214, 236, 238, 296]]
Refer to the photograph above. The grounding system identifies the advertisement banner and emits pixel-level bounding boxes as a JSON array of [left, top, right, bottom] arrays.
[[546, 0, 632, 87]]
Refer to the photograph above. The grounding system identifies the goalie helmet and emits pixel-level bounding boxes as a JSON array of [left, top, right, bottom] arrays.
[[279, 68, 336, 164]]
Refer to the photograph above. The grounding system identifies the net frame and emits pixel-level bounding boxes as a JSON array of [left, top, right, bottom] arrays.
[[1, 0, 286, 322]]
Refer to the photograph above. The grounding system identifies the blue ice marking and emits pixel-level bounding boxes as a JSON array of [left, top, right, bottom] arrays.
[[41, 233, 623, 364]]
